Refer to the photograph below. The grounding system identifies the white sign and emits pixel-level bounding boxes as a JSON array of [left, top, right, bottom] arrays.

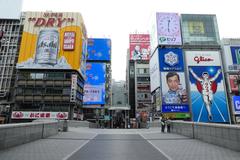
[[185, 51, 221, 66], [11, 111, 68, 119], [156, 13, 182, 45], [70, 74, 77, 102], [150, 51, 160, 92]]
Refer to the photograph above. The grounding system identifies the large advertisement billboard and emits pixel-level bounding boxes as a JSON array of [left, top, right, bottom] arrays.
[[83, 63, 106, 105], [17, 12, 87, 77], [156, 13, 182, 45], [150, 51, 160, 92], [159, 48, 189, 113], [87, 38, 111, 61], [186, 51, 229, 122], [129, 34, 150, 60], [181, 14, 220, 45]]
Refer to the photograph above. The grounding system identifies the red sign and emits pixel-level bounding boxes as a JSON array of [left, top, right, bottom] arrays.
[[63, 31, 76, 51], [194, 56, 214, 64], [229, 75, 239, 93], [129, 34, 150, 60]]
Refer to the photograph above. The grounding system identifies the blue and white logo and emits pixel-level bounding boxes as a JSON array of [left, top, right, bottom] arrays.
[[164, 51, 178, 66]]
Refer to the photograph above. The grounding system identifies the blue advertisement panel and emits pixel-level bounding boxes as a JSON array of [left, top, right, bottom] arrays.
[[159, 48, 189, 113], [83, 63, 106, 105], [230, 46, 240, 64], [87, 38, 111, 61], [232, 96, 240, 115], [159, 48, 184, 71], [186, 51, 229, 123]]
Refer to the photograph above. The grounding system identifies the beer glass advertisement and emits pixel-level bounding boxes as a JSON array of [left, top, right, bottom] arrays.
[[186, 51, 229, 123], [17, 12, 87, 75], [83, 63, 106, 105], [156, 13, 182, 45], [129, 34, 150, 60], [87, 38, 111, 61]]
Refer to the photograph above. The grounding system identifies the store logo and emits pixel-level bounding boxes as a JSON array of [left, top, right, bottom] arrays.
[[159, 37, 166, 42], [194, 56, 214, 64], [164, 51, 178, 66]]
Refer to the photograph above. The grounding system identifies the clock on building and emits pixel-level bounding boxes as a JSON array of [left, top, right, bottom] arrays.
[[158, 14, 180, 36]]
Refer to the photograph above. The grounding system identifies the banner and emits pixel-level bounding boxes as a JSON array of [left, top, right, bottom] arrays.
[[11, 111, 68, 119], [156, 13, 182, 45], [87, 38, 111, 61], [17, 12, 87, 78], [129, 34, 150, 60], [232, 96, 240, 115], [159, 48, 189, 113], [83, 63, 106, 105], [186, 51, 229, 122]]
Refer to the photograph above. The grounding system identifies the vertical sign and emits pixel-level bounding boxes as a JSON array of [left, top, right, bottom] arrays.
[[159, 48, 189, 113], [156, 13, 182, 45], [186, 51, 229, 122], [63, 31, 76, 51], [232, 96, 240, 115]]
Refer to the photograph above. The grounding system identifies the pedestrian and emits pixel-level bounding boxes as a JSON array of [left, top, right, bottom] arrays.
[[166, 117, 171, 133], [161, 117, 166, 133]]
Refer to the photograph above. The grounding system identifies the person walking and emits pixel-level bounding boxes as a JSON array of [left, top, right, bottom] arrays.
[[166, 117, 171, 133], [161, 117, 166, 133]]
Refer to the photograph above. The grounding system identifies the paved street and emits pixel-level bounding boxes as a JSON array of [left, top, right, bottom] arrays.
[[0, 127, 240, 160]]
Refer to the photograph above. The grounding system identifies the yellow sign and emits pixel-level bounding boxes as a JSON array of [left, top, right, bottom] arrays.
[[17, 12, 87, 76], [188, 21, 205, 35]]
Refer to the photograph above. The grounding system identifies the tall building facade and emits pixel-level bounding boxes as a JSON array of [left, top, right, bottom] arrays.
[[150, 13, 230, 123], [112, 79, 127, 106], [12, 11, 87, 122], [83, 38, 111, 120], [0, 1, 24, 123], [126, 34, 151, 118]]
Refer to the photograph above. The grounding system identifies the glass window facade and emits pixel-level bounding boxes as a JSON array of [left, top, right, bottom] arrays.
[[181, 14, 220, 46]]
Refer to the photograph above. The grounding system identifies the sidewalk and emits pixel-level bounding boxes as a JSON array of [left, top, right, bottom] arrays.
[[0, 127, 239, 160]]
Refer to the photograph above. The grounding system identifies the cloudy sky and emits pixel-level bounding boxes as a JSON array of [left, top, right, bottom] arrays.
[[22, 0, 240, 81]]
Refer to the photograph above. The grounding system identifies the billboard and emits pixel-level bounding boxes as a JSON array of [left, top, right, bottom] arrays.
[[232, 96, 240, 115], [17, 12, 87, 77], [229, 75, 239, 93], [83, 63, 106, 105], [159, 48, 189, 113], [150, 51, 160, 92], [87, 38, 111, 61], [156, 13, 182, 45], [129, 34, 150, 60], [11, 111, 68, 119], [222, 45, 240, 72], [181, 14, 220, 45], [186, 51, 229, 122]]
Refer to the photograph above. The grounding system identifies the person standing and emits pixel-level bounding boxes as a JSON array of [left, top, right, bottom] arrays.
[[161, 117, 166, 133]]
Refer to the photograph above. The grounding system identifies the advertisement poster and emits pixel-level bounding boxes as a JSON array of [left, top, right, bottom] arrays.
[[129, 34, 150, 60], [17, 12, 87, 77], [229, 75, 239, 93], [186, 51, 229, 122], [230, 46, 240, 64], [83, 63, 106, 105], [232, 96, 240, 115], [159, 48, 189, 113], [87, 38, 111, 61], [11, 111, 68, 119], [156, 13, 182, 45]]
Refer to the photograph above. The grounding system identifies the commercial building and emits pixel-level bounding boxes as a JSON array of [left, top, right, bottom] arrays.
[[112, 79, 127, 106], [221, 38, 240, 123], [126, 34, 152, 118], [0, 0, 23, 123], [150, 13, 230, 123], [83, 38, 112, 120], [12, 11, 87, 121]]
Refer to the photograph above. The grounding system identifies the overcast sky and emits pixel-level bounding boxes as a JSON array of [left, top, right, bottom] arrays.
[[22, 0, 240, 81]]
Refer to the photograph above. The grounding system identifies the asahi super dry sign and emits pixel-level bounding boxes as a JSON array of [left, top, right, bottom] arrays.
[[17, 12, 87, 77]]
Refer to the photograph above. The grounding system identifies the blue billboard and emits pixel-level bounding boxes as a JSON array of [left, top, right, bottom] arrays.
[[87, 38, 111, 61], [230, 46, 240, 64], [233, 96, 240, 115], [83, 63, 106, 105], [159, 48, 184, 72], [159, 48, 189, 113]]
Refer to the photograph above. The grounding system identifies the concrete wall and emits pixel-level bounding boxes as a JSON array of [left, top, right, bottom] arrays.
[[170, 121, 240, 152], [68, 120, 89, 127], [0, 121, 59, 150]]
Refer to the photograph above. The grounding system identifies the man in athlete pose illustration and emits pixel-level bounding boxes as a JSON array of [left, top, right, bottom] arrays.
[[189, 68, 221, 121]]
